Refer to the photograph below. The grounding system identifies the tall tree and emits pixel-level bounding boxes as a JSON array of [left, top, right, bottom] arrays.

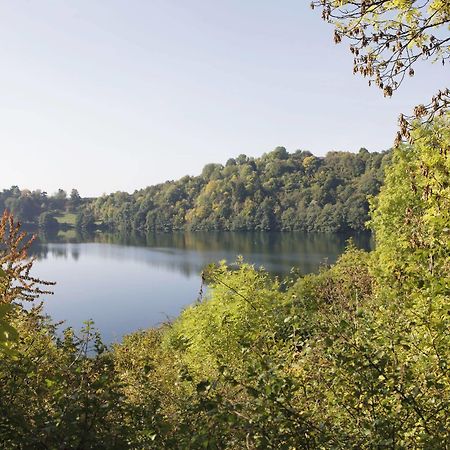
[[69, 188, 82, 211]]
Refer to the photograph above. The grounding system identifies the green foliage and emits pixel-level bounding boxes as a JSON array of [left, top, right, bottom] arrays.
[[1, 148, 389, 233], [90, 148, 390, 233], [0, 313, 130, 449], [38, 211, 59, 230], [165, 260, 286, 378], [75, 210, 96, 230], [0, 303, 18, 354], [0, 186, 87, 228], [371, 116, 450, 287]]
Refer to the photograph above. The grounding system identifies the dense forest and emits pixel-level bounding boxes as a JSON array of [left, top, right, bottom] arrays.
[[0, 118, 448, 449], [91, 148, 389, 233], [1, 147, 390, 233]]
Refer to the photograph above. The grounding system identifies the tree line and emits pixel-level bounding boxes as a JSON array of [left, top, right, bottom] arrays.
[[0, 187, 85, 229], [1, 148, 390, 234], [92, 147, 390, 233]]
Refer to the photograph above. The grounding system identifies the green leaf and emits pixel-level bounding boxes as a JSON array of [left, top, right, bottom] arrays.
[[0, 320, 18, 342], [0, 303, 14, 318]]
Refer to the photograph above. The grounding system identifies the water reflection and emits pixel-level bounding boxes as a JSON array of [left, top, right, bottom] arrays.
[[29, 231, 373, 343], [31, 230, 373, 276]]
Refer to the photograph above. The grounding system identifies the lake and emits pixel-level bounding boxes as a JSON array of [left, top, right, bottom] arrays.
[[29, 231, 372, 344]]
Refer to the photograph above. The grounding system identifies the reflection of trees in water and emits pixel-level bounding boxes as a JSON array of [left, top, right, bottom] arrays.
[[92, 230, 372, 256], [30, 244, 69, 260], [28, 230, 373, 276], [154, 232, 369, 276], [71, 248, 80, 261]]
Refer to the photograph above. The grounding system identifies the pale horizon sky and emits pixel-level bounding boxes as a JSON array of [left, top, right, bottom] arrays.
[[0, 0, 447, 197]]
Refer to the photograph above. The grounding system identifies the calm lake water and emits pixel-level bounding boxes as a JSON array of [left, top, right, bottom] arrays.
[[29, 231, 372, 344]]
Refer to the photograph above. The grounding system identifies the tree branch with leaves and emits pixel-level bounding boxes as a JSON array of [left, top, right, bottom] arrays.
[[0, 211, 54, 351], [311, 0, 449, 142]]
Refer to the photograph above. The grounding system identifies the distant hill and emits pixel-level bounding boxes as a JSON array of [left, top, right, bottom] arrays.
[[89, 147, 391, 233], [0, 147, 391, 233]]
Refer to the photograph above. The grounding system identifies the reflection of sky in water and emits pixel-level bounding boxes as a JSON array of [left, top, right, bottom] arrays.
[[30, 232, 372, 344], [32, 245, 201, 345]]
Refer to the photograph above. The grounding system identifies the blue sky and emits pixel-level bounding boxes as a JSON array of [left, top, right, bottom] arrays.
[[0, 0, 447, 196]]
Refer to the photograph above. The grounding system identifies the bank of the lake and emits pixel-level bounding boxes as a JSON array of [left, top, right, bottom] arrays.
[[30, 231, 372, 343]]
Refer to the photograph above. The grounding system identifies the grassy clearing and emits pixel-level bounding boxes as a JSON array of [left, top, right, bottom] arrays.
[[54, 212, 77, 226]]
